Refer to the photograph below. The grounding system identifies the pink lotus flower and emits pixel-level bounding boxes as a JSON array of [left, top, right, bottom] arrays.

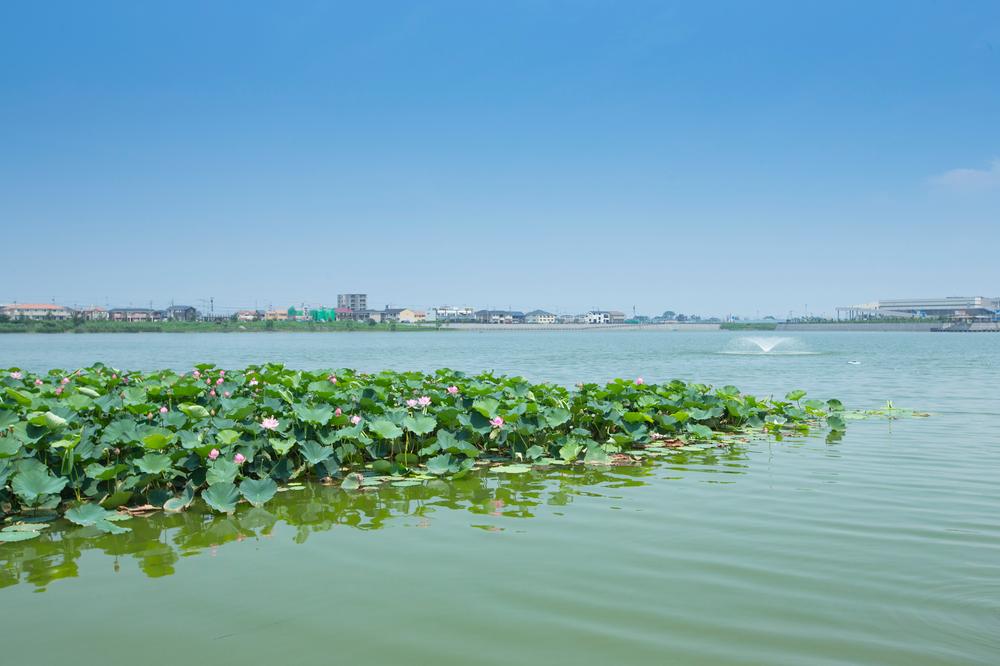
[[111, 374, 117, 379], [334, 407, 342, 416], [209, 389, 216, 397], [159, 406, 168, 414], [418, 396, 431, 407], [635, 377, 645, 386], [249, 379, 258, 387], [34, 378, 43, 386], [55, 387, 64, 396], [10, 371, 22, 380], [350, 415, 361, 425], [121, 376, 129, 383], [192, 370, 201, 379], [216, 378, 223, 385], [206, 378, 212, 385], [219, 370, 225, 377], [61, 377, 70, 385], [490, 416, 504, 428], [234, 453, 246, 465], [223, 391, 231, 398], [208, 448, 220, 460], [446, 385, 459, 394], [328, 375, 337, 383], [406, 398, 418, 408], [260, 417, 279, 430]]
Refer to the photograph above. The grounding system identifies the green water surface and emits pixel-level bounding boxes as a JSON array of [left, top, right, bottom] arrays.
[[2, 331, 998, 664]]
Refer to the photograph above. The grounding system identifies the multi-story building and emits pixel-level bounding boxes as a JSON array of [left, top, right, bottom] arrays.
[[584, 310, 626, 325], [78, 306, 109, 321], [0, 303, 75, 320], [264, 309, 288, 321], [524, 310, 557, 324], [165, 305, 198, 321], [837, 297, 1000, 321], [474, 310, 525, 324], [337, 294, 367, 311], [429, 306, 475, 321], [109, 308, 163, 322]]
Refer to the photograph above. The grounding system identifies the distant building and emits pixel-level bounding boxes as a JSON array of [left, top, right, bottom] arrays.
[[355, 309, 383, 323], [109, 308, 163, 322], [78, 306, 109, 321], [264, 309, 288, 321], [338, 294, 367, 311], [429, 306, 475, 322], [584, 310, 626, 325], [165, 305, 198, 322], [837, 297, 1000, 321], [557, 313, 587, 324], [287, 306, 311, 322], [0, 303, 74, 321], [235, 310, 263, 322], [474, 310, 525, 324], [397, 309, 426, 323], [334, 307, 353, 320], [381, 308, 405, 323], [524, 309, 557, 324], [310, 307, 337, 322]]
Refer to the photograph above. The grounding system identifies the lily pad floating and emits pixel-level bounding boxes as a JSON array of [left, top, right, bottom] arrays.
[[390, 479, 424, 488], [0, 529, 41, 542], [492, 464, 532, 474], [64, 503, 131, 534]]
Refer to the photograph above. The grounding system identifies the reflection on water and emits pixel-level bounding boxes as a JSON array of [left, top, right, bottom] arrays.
[[1, 452, 752, 591]]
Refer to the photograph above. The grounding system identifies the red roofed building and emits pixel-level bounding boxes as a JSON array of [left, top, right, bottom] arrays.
[[0, 303, 75, 320]]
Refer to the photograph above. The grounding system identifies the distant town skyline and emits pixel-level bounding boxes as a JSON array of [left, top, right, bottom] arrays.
[[2, 2, 998, 315]]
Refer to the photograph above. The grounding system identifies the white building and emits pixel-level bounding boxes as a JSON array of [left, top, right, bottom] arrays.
[[837, 296, 1000, 321], [524, 310, 557, 324]]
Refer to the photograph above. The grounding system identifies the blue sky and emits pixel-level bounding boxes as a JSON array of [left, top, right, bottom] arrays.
[[2, 1, 998, 318]]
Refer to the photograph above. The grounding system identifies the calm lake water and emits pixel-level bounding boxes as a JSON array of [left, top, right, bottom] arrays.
[[2, 330, 998, 665]]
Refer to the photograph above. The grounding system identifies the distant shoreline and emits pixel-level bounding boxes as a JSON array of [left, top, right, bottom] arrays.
[[1, 320, 978, 334]]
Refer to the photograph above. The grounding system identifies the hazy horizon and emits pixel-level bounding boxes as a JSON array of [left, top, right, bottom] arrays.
[[2, 1, 998, 317]]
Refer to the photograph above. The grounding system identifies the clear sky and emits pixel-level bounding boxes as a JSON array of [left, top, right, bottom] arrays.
[[2, 1, 998, 318]]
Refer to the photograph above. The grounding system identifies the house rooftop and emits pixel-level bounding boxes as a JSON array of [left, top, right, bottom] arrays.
[[2, 303, 67, 310]]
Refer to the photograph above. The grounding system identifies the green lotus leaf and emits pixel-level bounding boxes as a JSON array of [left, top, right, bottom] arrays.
[[369, 419, 403, 440], [142, 429, 175, 450], [202, 482, 240, 513], [12, 467, 68, 503], [685, 424, 714, 439], [300, 440, 333, 466], [206, 459, 239, 486], [542, 407, 571, 428], [179, 403, 210, 420], [402, 414, 436, 435], [493, 464, 532, 474], [559, 442, 583, 461], [65, 503, 131, 534], [239, 477, 278, 507], [135, 453, 174, 475], [292, 403, 334, 426], [0, 530, 41, 542], [425, 453, 452, 475]]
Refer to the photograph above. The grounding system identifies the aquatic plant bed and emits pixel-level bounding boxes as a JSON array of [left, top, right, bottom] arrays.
[[0, 364, 846, 536]]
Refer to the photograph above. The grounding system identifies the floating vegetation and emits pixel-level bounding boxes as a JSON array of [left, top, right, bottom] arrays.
[[1, 364, 847, 527]]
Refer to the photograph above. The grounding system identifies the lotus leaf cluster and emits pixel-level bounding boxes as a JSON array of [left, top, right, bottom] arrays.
[[1, 364, 843, 523]]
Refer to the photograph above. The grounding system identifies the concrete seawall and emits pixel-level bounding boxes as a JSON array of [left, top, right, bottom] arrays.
[[777, 323, 939, 332], [435, 323, 722, 332]]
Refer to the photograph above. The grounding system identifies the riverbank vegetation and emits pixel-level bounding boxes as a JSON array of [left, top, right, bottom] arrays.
[[1, 365, 846, 537]]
